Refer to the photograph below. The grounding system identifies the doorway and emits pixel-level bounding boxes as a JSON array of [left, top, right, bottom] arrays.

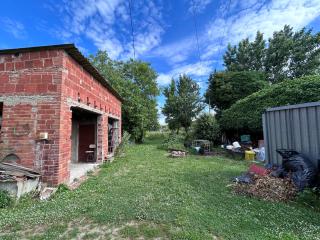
[[71, 107, 98, 163], [108, 117, 119, 155]]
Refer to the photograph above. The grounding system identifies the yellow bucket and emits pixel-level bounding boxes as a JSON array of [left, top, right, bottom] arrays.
[[245, 150, 255, 161]]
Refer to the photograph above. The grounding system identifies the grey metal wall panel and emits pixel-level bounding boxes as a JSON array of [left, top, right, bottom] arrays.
[[263, 102, 320, 169]]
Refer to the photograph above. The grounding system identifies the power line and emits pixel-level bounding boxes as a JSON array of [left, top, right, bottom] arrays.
[[212, 0, 232, 72], [191, 0, 201, 61], [128, 0, 136, 59]]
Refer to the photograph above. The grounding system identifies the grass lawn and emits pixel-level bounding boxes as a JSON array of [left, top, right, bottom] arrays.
[[0, 136, 320, 239]]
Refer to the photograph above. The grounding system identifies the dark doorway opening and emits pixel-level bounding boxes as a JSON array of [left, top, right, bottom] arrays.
[[108, 117, 119, 155], [71, 107, 99, 163]]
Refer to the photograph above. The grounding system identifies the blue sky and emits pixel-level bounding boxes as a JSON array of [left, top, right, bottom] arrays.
[[1, 0, 320, 124]]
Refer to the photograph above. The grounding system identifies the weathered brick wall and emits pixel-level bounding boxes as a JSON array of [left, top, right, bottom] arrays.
[[0, 49, 122, 185], [0, 50, 64, 185], [57, 53, 121, 183]]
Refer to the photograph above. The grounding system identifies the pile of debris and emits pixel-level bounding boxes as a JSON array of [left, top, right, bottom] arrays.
[[233, 174, 297, 202], [0, 162, 41, 198], [170, 150, 187, 158], [232, 149, 319, 202]]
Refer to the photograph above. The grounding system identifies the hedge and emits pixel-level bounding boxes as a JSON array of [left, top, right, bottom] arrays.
[[220, 75, 320, 132]]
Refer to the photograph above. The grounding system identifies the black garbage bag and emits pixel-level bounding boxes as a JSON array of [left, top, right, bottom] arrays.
[[276, 149, 317, 191]]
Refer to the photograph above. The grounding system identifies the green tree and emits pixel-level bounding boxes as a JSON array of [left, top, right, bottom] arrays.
[[223, 25, 320, 82], [289, 28, 320, 79], [265, 25, 294, 83], [89, 51, 159, 143], [162, 79, 181, 132], [220, 75, 320, 133], [205, 71, 268, 116], [223, 31, 265, 72], [193, 113, 221, 144], [223, 43, 237, 71], [162, 75, 204, 134], [250, 31, 266, 71]]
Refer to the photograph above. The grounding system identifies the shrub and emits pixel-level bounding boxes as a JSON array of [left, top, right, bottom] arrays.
[[220, 75, 320, 133], [193, 113, 221, 144], [159, 133, 186, 151], [0, 190, 13, 208], [115, 131, 131, 157]]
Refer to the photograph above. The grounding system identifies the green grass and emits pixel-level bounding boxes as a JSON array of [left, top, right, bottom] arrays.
[[0, 136, 319, 239]]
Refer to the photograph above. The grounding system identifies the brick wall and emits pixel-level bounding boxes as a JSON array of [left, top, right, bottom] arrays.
[[57, 52, 121, 183], [0, 49, 122, 185], [0, 50, 64, 185]]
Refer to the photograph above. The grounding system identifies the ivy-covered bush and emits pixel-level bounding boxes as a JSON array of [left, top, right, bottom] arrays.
[[0, 190, 13, 208], [193, 113, 221, 144], [220, 75, 320, 133], [159, 133, 186, 151], [115, 131, 131, 157]]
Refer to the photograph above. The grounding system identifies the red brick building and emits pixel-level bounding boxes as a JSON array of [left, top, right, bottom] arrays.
[[0, 44, 122, 186]]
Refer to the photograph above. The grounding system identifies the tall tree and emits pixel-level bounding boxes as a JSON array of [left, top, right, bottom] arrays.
[[265, 25, 294, 82], [162, 79, 181, 132], [289, 28, 320, 78], [205, 71, 268, 116], [250, 31, 265, 71], [223, 43, 238, 71], [89, 51, 159, 143], [162, 75, 204, 134], [236, 38, 251, 71], [222, 25, 320, 82]]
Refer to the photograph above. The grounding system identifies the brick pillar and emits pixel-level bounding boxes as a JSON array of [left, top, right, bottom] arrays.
[[97, 114, 108, 162]]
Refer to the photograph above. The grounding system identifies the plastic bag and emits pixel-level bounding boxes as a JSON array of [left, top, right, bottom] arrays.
[[276, 149, 317, 191]]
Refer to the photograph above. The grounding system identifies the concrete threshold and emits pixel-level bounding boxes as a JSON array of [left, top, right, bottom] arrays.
[[69, 162, 99, 184]]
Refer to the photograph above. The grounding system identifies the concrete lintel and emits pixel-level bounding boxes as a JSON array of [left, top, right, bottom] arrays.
[[67, 98, 104, 115], [0, 95, 56, 106]]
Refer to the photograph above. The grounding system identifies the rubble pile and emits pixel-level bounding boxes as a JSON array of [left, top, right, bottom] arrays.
[[170, 150, 187, 158]]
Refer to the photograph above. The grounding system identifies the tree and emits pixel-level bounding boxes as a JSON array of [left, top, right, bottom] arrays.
[[162, 79, 181, 132], [205, 71, 268, 116], [289, 28, 320, 79], [193, 113, 221, 144], [250, 31, 265, 71], [265, 25, 294, 83], [89, 51, 159, 143], [223, 43, 237, 71], [223, 31, 266, 72], [223, 26, 320, 82], [162, 75, 204, 134], [220, 75, 320, 133]]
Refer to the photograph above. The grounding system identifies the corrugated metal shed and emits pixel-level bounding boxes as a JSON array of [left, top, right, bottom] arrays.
[[263, 102, 320, 169]]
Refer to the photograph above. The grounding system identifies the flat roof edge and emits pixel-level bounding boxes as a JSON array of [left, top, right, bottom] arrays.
[[265, 101, 320, 112]]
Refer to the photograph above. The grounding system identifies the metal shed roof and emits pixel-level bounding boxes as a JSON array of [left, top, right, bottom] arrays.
[[0, 44, 123, 102]]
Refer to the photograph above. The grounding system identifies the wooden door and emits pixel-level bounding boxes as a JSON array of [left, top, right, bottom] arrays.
[[78, 124, 95, 162]]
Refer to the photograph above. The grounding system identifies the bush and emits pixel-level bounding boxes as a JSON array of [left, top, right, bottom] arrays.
[[0, 190, 13, 208], [220, 75, 320, 133], [159, 133, 186, 151], [115, 131, 131, 157], [193, 113, 221, 144]]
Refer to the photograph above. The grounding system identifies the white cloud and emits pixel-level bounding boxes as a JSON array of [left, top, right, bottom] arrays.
[[52, 0, 165, 59], [1, 17, 27, 39], [157, 61, 213, 85], [189, 0, 213, 14], [152, 0, 320, 65], [203, 0, 320, 59]]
